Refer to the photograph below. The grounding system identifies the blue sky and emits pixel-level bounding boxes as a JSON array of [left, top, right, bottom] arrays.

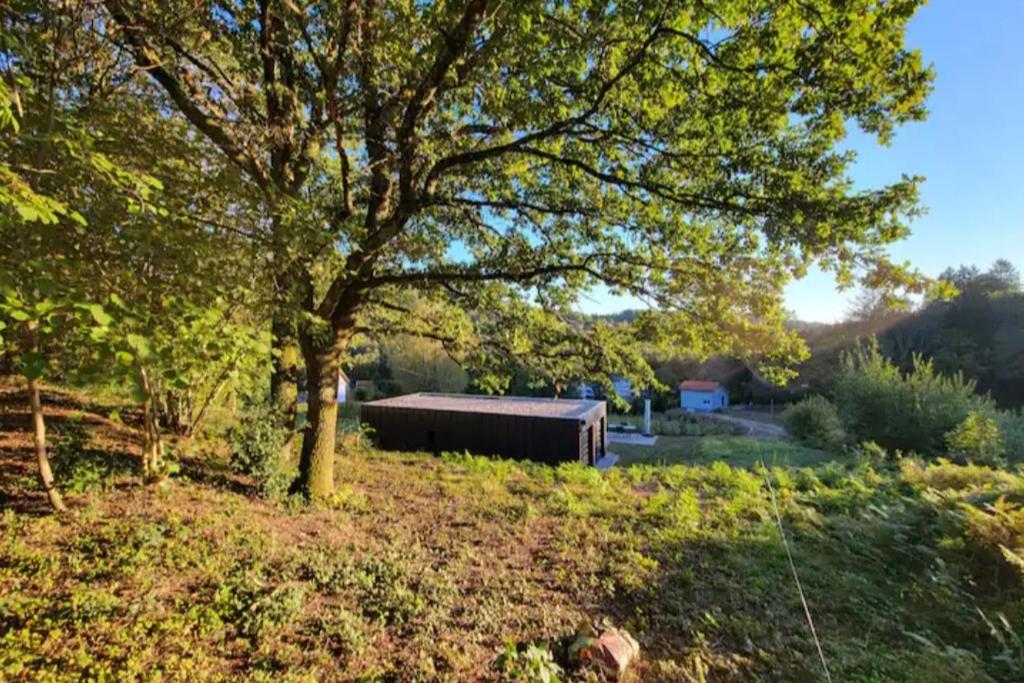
[[582, 0, 1024, 322]]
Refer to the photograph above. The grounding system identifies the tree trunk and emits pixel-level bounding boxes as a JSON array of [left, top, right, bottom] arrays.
[[270, 315, 300, 460], [294, 339, 343, 501], [28, 377, 66, 512], [139, 367, 165, 480]]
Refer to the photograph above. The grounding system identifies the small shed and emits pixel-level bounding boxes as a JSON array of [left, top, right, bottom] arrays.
[[679, 380, 729, 413], [360, 393, 607, 465]]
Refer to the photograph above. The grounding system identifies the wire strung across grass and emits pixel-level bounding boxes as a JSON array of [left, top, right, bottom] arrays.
[[762, 465, 834, 683]]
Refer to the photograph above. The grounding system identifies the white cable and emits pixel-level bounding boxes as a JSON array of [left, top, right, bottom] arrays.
[[763, 468, 834, 683]]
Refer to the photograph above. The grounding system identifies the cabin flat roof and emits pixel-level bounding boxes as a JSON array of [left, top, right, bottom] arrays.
[[362, 393, 603, 420]]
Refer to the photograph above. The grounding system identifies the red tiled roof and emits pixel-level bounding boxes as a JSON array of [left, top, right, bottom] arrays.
[[679, 380, 721, 392]]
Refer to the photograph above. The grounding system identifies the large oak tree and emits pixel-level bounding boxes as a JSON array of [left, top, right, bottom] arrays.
[[98, 0, 934, 499]]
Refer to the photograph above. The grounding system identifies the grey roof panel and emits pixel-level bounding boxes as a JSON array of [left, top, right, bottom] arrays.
[[363, 392, 603, 420]]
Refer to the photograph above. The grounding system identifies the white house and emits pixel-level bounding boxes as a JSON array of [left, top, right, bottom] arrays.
[[575, 382, 597, 400], [336, 369, 350, 403], [574, 375, 634, 401], [298, 368, 350, 404], [679, 380, 728, 413]]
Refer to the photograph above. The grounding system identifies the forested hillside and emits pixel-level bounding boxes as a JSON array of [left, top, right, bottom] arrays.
[[795, 260, 1024, 408]]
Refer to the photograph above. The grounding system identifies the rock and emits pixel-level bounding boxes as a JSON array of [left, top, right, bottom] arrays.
[[593, 627, 640, 678], [568, 622, 640, 679]]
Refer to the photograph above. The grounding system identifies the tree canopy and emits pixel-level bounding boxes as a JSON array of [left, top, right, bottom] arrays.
[[6, 0, 938, 499]]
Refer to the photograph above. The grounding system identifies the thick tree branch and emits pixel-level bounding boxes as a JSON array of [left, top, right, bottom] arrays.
[[422, 18, 665, 194], [396, 0, 489, 212], [103, 0, 270, 188]]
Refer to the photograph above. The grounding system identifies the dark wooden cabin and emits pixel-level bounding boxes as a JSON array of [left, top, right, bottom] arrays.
[[360, 393, 607, 465]]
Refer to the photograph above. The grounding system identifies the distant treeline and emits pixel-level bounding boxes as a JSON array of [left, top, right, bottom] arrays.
[[796, 260, 1024, 408], [347, 261, 1024, 412]]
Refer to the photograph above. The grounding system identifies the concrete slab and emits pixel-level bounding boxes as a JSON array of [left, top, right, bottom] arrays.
[[595, 453, 619, 469], [607, 432, 659, 446]]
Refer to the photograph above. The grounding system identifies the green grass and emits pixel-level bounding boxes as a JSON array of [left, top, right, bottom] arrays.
[[296, 400, 363, 433], [3, 389, 1024, 682], [611, 409, 742, 437], [613, 434, 835, 468]]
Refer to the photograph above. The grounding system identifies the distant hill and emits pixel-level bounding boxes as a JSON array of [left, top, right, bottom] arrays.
[[791, 261, 1024, 409], [589, 262, 1024, 409]]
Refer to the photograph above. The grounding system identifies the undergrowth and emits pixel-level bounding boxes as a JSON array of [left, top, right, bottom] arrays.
[[2, 441, 1024, 680]]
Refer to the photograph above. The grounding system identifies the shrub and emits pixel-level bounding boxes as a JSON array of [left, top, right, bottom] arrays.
[[946, 411, 1006, 466], [833, 340, 993, 455], [227, 402, 293, 500], [647, 412, 740, 437], [998, 411, 1024, 465], [313, 608, 367, 659], [493, 641, 565, 683], [782, 396, 844, 449], [50, 419, 106, 493], [854, 440, 893, 462], [900, 457, 1019, 492], [50, 419, 133, 493], [337, 400, 362, 433], [212, 565, 305, 640], [351, 556, 424, 626]]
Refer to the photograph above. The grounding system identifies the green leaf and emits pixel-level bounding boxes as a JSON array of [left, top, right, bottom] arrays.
[[34, 300, 56, 315], [86, 304, 113, 327], [126, 333, 152, 359], [21, 351, 46, 380], [8, 309, 30, 322], [129, 375, 148, 403], [15, 204, 39, 222]]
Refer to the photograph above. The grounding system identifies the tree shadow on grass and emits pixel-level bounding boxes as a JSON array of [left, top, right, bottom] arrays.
[[175, 454, 259, 497], [0, 384, 142, 428], [0, 380, 263, 506], [0, 445, 55, 516], [576, 503, 1016, 683]]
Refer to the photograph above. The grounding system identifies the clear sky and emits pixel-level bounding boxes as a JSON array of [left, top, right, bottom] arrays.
[[581, 0, 1024, 322]]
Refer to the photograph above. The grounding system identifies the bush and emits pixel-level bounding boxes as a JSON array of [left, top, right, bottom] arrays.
[[337, 400, 362, 434], [647, 412, 741, 437], [946, 411, 1006, 466], [493, 641, 565, 682], [782, 396, 844, 450], [227, 402, 293, 500], [50, 419, 135, 493], [833, 340, 994, 455], [50, 419, 107, 493], [854, 440, 894, 462], [998, 411, 1024, 465], [212, 565, 305, 641]]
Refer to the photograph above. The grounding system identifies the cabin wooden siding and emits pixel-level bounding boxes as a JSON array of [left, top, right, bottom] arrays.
[[360, 398, 607, 465]]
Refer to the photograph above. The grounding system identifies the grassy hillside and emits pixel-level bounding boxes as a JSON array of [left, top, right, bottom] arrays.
[[2, 384, 1023, 681]]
